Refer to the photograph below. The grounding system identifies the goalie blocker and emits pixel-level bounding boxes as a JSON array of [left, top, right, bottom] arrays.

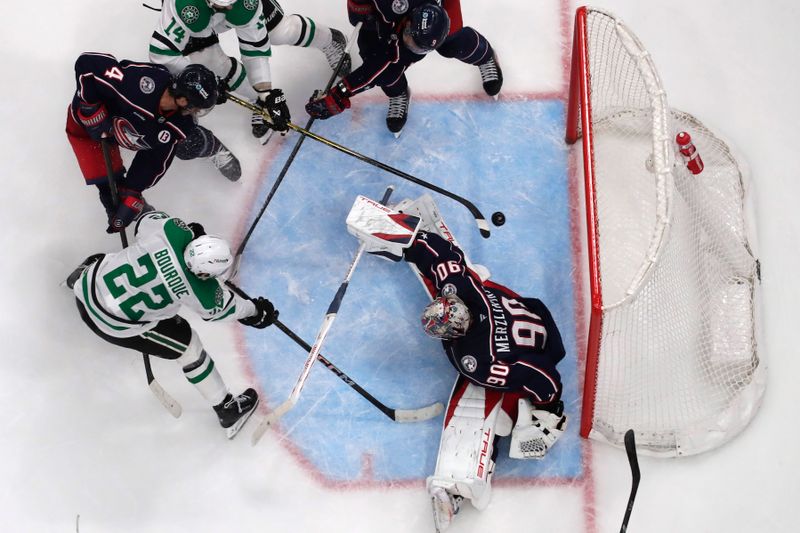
[[345, 194, 422, 261], [351, 192, 567, 532]]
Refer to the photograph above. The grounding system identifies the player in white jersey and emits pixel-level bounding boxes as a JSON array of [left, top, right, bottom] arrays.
[[69, 211, 277, 438], [149, 0, 350, 142]]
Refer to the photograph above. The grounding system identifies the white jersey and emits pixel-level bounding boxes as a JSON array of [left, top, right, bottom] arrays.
[[74, 212, 255, 338], [149, 0, 271, 86]]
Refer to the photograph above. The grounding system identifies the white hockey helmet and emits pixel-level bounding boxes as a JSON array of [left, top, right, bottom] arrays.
[[421, 295, 472, 339], [184, 235, 233, 280], [206, 0, 236, 9]]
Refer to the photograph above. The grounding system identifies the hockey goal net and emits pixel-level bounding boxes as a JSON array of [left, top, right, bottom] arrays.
[[566, 6, 765, 456]]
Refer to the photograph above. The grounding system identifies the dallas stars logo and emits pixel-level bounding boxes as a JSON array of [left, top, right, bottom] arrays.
[[181, 6, 200, 24]]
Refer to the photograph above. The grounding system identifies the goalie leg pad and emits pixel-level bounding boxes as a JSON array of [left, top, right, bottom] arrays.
[[346, 195, 421, 261], [427, 379, 509, 511], [509, 399, 568, 459]]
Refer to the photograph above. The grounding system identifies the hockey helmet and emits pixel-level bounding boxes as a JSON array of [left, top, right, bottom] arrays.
[[403, 4, 451, 55], [184, 235, 233, 280], [171, 64, 218, 111], [421, 294, 472, 339]]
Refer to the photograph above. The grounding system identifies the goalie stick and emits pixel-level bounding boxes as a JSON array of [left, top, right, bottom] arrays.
[[225, 92, 491, 239], [620, 429, 641, 533], [225, 282, 443, 423], [101, 138, 182, 419], [250, 186, 395, 446], [231, 23, 362, 275]]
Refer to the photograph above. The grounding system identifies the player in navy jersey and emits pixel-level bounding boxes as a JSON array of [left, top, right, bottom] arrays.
[[66, 52, 240, 233], [405, 231, 565, 403], [402, 229, 568, 532], [347, 193, 568, 532], [306, 0, 502, 136]]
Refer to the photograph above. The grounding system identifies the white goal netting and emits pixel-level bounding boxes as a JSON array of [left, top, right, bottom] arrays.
[[568, 6, 765, 456]]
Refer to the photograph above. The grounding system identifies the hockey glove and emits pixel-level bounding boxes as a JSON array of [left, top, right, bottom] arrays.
[[509, 399, 567, 460], [239, 297, 278, 329], [253, 89, 291, 136], [106, 188, 146, 234], [65, 253, 105, 290], [187, 222, 206, 238], [305, 82, 351, 120], [216, 77, 230, 105], [77, 100, 112, 141]]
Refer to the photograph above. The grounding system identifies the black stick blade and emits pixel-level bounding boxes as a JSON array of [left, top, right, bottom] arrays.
[[620, 429, 641, 533]]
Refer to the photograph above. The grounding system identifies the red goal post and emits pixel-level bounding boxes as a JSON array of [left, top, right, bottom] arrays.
[[566, 6, 765, 456]]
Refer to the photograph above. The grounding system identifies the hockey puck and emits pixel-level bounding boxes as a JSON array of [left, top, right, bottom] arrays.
[[491, 212, 506, 226]]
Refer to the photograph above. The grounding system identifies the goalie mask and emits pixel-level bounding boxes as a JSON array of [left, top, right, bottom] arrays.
[[184, 235, 233, 280], [421, 295, 472, 339]]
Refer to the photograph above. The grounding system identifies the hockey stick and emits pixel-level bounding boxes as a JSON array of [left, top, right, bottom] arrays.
[[620, 429, 641, 533], [100, 138, 182, 418], [225, 281, 443, 423], [250, 185, 395, 445], [225, 92, 491, 239], [232, 22, 362, 273]]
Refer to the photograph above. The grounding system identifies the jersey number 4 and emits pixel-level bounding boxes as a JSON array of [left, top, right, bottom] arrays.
[[104, 66, 124, 81]]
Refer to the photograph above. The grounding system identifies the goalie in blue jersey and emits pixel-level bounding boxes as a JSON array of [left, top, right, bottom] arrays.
[[346, 194, 567, 532]]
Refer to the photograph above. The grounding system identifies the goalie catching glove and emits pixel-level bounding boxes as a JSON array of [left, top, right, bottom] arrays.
[[305, 82, 352, 120], [239, 297, 278, 329], [509, 399, 567, 459]]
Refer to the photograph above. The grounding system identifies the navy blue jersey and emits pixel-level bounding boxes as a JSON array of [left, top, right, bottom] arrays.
[[342, 18, 424, 95], [371, 0, 441, 24], [404, 232, 565, 406], [71, 52, 197, 192]]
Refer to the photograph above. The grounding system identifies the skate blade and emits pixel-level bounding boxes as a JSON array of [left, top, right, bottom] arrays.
[[225, 397, 260, 440], [259, 130, 274, 146]]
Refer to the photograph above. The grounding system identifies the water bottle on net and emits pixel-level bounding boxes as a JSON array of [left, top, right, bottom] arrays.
[[676, 131, 704, 174]]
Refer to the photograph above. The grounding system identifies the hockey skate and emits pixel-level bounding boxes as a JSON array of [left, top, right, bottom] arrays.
[[251, 113, 274, 145], [63, 253, 104, 290], [478, 53, 503, 99], [213, 388, 259, 439], [209, 142, 241, 182], [386, 89, 411, 137], [430, 485, 462, 533], [323, 28, 351, 76]]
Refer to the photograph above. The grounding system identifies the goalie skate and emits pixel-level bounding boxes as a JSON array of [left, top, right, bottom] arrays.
[[430, 485, 462, 533]]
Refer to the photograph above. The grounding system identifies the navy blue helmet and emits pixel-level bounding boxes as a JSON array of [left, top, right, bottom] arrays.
[[170, 64, 218, 110], [404, 4, 450, 54]]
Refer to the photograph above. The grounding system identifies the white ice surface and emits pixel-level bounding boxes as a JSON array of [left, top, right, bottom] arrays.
[[2, 1, 798, 532]]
